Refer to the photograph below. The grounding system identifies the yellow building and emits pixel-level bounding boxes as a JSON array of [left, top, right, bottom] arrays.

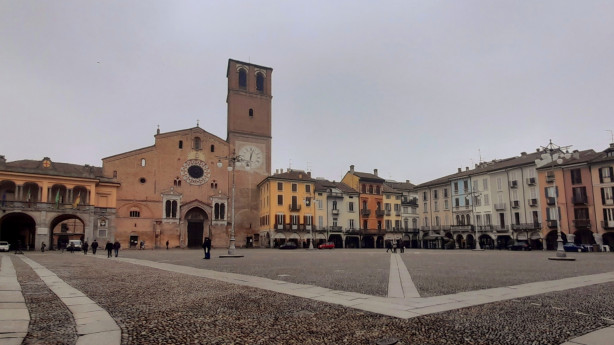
[[0, 155, 119, 250], [258, 169, 316, 247]]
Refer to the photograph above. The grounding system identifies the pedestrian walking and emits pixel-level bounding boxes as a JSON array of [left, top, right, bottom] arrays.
[[139, 240, 144, 250], [113, 240, 121, 257], [41, 242, 46, 252], [105, 241, 113, 258], [399, 240, 405, 253], [386, 241, 392, 253], [202, 237, 211, 259], [82, 241, 89, 255], [91, 240, 98, 255], [166, 240, 169, 250], [392, 241, 397, 253], [69, 242, 75, 253]]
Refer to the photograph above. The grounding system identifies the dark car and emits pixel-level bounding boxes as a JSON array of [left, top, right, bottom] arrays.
[[279, 242, 298, 250], [563, 243, 589, 252], [508, 241, 531, 251]]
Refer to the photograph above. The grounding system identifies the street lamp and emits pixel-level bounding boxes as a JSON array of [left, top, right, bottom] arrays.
[[305, 195, 315, 249], [468, 188, 483, 251], [217, 150, 249, 258], [535, 140, 575, 261]]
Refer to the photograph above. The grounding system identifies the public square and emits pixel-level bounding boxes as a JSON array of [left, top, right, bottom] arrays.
[[2, 248, 614, 345]]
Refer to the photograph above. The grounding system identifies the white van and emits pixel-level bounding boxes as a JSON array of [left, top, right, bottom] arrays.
[[68, 240, 82, 251]]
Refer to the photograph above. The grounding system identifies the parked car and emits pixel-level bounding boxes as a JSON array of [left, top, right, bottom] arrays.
[[0, 241, 10, 252], [68, 240, 82, 251], [318, 242, 335, 249], [279, 242, 297, 250], [508, 241, 531, 251], [563, 243, 589, 252]]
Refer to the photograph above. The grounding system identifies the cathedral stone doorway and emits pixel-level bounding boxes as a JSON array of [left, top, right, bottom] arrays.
[[185, 207, 208, 248]]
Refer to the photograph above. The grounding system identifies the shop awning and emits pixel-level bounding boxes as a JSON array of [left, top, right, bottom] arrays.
[[289, 233, 300, 239], [530, 232, 542, 240], [315, 233, 326, 239], [273, 233, 286, 239], [423, 235, 442, 240]]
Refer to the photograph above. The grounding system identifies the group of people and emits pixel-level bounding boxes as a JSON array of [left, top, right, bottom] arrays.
[[106, 241, 121, 258], [386, 239, 405, 253]]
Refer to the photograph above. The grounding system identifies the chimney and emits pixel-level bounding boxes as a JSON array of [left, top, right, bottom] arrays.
[[465, 167, 469, 171], [406, 180, 410, 184], [521, 152, 527, 156], [307, 171, 311, 177], [458, 168, 462, 173], [350, 165, 355, 173], [374, 169, 378, 176]]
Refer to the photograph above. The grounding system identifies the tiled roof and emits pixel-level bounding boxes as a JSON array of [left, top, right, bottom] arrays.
[[589, 144, 614, 164], [1, 157, 112, 181], [352, 171, 385, 182], [314, 179, 358, 194], [258, 169, 315, 186]]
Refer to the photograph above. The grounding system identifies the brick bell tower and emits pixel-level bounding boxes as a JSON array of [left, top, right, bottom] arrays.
[[226, 59, 272, 247]]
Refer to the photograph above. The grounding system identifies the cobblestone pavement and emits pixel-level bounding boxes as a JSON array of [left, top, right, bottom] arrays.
[[6, 250, 614, 345]]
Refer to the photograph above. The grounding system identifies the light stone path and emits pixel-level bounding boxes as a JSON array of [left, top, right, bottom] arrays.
[[18, 256, 121, 345], [0, 256, 28, 345], [387, 253, 420, 299]]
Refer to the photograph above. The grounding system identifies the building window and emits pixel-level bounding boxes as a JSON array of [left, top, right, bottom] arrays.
[[362, 184, 366, 193], [571, 169, 582, 185], [349, 202, 354, 212], [129, 210, 140, 218], [349, 219, 355, 229], [113, 170, 117, 178], [305, 185, 311, 193], [193, 137, 201, 150], [375, 186, 381, 194], [214, 203, 226, 220], [292, 183, 298, 192], [599, 167, 613, 183], [141, 158, 146, 167], [369, 185, 373, 194], [210, 144, 215, 153], [332, 201, 338, 210], [249, 108, 254, 117], [444, 188, 448, 197], [165, 200, 178, 218], [239, 69, 247, 88], [256, 72, 264, 92], [277, 182, 283, 191], [179, 140, 183, 149], [277, 195, 283, 205]]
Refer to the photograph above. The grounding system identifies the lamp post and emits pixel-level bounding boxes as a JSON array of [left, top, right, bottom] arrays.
[[217, 150, 248, 258], [535, 140, 575, 261], [468, 188, 483, 251]]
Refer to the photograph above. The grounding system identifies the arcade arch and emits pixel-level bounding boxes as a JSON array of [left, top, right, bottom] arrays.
[[0, 212, 36, 250]]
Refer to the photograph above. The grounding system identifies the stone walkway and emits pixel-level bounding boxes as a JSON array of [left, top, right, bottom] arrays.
[[2, 252, 614, 345]]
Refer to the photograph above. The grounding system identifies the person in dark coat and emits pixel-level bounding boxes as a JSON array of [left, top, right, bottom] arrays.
[[166, 240, 169, 250], [113, 240, 121, 257], [386, 241, 392, 253], [202, 237, 211, 259], [41, 242, 46, 252], [82, 241, 89, 255], [105, 241, 113, 258], [91, 240, 98, 255]]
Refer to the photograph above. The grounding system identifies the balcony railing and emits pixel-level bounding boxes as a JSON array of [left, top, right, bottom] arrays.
[[361, 209, 371, 217], [510, 180, 518, 188], [601, 221, 614, 230], [329, 226, 343, 232], [547, 220, 558, 228], [572, 195, 588, 205], [546, 174, 555, 183], [546, 197, 556, 205], [511, 200, 520, 208], [327, 192, 344, 198], [289, 204, 301, 212], [451, 225, 473, 232], [331, 209, 339, 215], [493, 225, 509, 232], [526, 177, 536, 185], [385, 210, 391, 216], [478, 225, 494, 231], [573, 219, 591, 229], [375, 209, 385, 217], [494, 203, 506, 211], [528, 199, 538, 207], [420, 226, 431, 232], [511, 223, 541, 230]]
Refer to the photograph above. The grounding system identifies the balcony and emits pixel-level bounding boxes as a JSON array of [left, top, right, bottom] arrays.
[[327, 191, 344, 198], [494, 203, 506, 211], [329, 226, 343, 232], [493, 225, 509, 232], [361, 209, 371, 217], [601, 221, 614, 230], [451, 225, 473, 232], [375, 209, 385, 217], [289, 204, 301, 212], [546, 197, 556, 205], [526, 177, 536, 185], [388, 227, 404, 233], [511, 223, 541, 231], [385, 210, 391, 216], [331, 209, 339, 215], [547, 220, 558, 228], [420, 226, 431, 232], [573, 219, 591, 229], [546, 174, 555, 183], [511, 200, 520, 209], [572, 195, 588, 205], [528, 199, 538, 207], [478, 225, 494, 232], [510, 180, 518, 189]]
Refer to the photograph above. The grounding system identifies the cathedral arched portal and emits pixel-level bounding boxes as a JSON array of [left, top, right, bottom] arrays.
[[50, 214, 86, 250], [185, 207, 208, 248], [0, 212, 36, 251]]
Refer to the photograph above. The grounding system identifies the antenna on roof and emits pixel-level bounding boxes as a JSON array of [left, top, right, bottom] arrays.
[[288, 158, 292, 170], [478, 148, 483, 163], [306, 161, 312, 172], [196, 119, 200, 127], [607, 130, 614, 143]]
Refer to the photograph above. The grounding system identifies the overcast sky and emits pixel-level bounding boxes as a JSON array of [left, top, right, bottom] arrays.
[[1, 1, 613, 184]]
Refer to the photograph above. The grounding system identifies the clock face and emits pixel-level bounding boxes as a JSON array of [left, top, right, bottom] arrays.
[[238, 145, 263, 169], [180, 159, 211, 185]]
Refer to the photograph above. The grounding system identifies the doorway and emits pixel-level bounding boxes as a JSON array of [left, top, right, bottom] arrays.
[[185, 207, 208, 248]]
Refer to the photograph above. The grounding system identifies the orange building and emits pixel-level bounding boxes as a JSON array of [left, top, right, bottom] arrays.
[[0, 156, 119, 250], [102, 59, 272, 249], [341, 165, 385, 248]]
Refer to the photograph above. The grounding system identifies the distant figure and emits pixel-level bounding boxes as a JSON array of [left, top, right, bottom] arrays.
[[392, 241, 397, 253], [139, 240, 144, 250], [82, 241, 89, 255], [202, 237, 211, 259], [399, 240, 404, 253], [166, 240, 169, 250], [386, 241, 392, 253], [105, 241, 113, 258], [69, 242, 75, 253], [91, 240, 99, 255], [113, 240, 121, 257], [41, 242, 46, 252]]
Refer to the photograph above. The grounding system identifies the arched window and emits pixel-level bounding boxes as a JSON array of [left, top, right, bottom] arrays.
[[332, 201, 338, 210], [256, 73, 264, 92], [171, 201, 177, 218], [239, 69, 247, 88], [194, 137, 201, 150], [179, 140, 183, 149], [376, 202, 381, 210], [165, 200, 172, 218], [369, 185, 373, 194], [362, 200, 367, 210], [375, 186, 381, 194], [361, 184, 366, 193], [220, 203, 225, 220], [249, 108, 253, 117], [141, 158, 146, 167], [214, 203, 220, 220], [456, 215, 461, 225], [210, 144, 215, 152], [465, 214, 471, 225]]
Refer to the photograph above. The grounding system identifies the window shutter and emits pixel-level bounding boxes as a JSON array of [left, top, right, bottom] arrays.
[[599, 168, 604, 183]]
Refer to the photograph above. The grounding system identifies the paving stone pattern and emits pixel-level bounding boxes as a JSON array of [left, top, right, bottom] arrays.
[[12, 257, 77, 345], [19, 252, 614, 345]]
